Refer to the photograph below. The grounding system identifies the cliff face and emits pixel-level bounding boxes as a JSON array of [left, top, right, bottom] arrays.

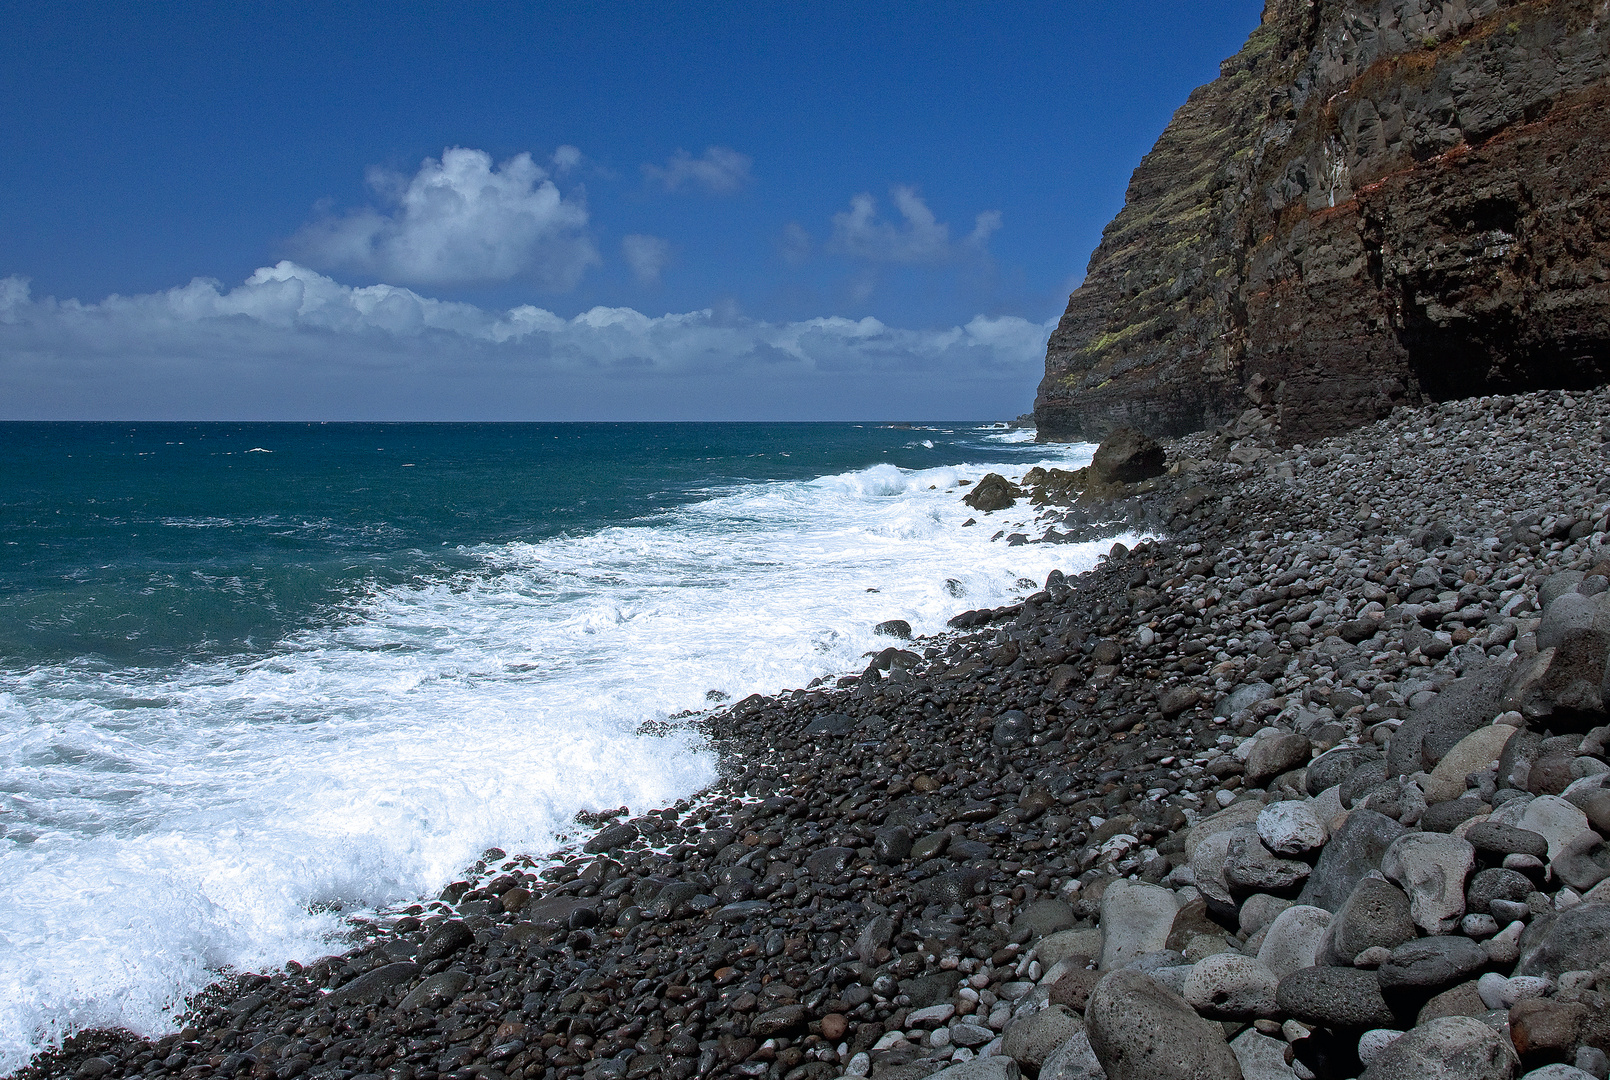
[[1035, 0, 1610, 444]]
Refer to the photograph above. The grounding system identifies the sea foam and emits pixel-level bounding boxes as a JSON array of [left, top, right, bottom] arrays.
[[0, 438, 1118, 1069]]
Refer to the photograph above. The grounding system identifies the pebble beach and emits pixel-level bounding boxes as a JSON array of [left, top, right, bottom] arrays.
[[22, 384, 1610, 1080]]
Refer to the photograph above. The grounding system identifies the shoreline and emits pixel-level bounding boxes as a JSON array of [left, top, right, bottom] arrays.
[[18, 385, 1610, 1080]]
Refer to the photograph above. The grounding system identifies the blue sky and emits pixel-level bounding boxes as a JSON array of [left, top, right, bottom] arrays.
[[0, 2, 1262, 420]]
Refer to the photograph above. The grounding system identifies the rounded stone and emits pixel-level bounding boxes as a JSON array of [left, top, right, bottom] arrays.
[[1515, 902, 1610, 976], [1224, 832, 1312, 894], [1256, 904, 1332, 979], [1239, 893, 1294, 938], [1377, 936, 1489, 993], [1038, 1031, 1105, 1080], [1299, 809, 1408, 912], [1381, 832, 1475, 934], [1516, 1065, 1597, 1080], [1258, 800, 1329, 856], [1328, 877, 1416, 964], [1084, 969, 1244, 1080], [1358, 1029, 1406, 1067], [872, 824, 914, 863], [1276, 965, 1396, 1030], [1227, 1027, 1292, 1080], [1246, 732, 1311, 783], [1468, 867, 1535, 916], [1182, 952, 1279, 1019], [1001, 1004, 1084, 1072], [1517, 797, 1592, 861], [1099, 879, 1179, 971], [1359, 1015, 1518, 1079], [1553, 831, 1610, 893], [1465, 822, 1550, 860]]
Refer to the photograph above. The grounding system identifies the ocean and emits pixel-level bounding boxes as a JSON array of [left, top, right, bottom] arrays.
[[0, 421, 1120, 1070]]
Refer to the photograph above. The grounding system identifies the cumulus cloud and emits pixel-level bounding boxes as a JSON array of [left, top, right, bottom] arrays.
[[828, 187, 1001, 264], [642, 146, 753, 194], [621, 235, 671, 285], [0, 264, 1054, 420], [289, 147, 599, 289]]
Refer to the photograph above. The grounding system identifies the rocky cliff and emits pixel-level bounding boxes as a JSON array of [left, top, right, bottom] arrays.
[[1035, 0, 1610, 444]]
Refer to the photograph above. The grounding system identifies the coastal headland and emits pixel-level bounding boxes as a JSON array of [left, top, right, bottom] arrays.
[[21, 386, 1610, 1080], [1034, 0, 1610, 445]]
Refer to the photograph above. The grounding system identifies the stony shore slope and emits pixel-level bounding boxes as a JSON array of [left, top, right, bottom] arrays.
[[22, 386, 1610, 1080]]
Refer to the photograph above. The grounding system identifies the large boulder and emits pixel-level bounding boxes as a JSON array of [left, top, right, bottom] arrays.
[[322, 961, 419, 1006], [964, 472, 1022, 512], [1422, 725, 1518, 803], [1276, 966, 1396, 1030], [1256, 905, 1332, 978], [1388, 661, 1511, 777], [1182, 953, 1280, 1019], [1229, 1028, 1302, 1080], [1359, 1015, 1518, 1079], [1002, 1004, 1085, 1072], [1099, 879, 1179, 970], [1244, 732, 1310, 784], [1038, 1031, 1105, 1080], [1307, 746, 1382, 796], [1085, 969, 1244, 1079], [1514, 902, 1610, 977], [927, 1059, 1022, 1080], [1516, 796, 1593, 861], [1325, 877, 1416, 964], [1089, 428, 1166, 484], [1504, 591, 1610, 716], [1380, 833, 1475, 934], [1299, 810, 1408, 912], [1376, 936, 1489, 995]]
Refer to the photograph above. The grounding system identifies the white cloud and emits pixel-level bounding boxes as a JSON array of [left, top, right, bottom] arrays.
[[289, 147, 599, 289], [551, 145, 583, 174], [642, 146, 753, 194], [621, 235, 671, 285], [828, 186, 1001, 264], [0, 264, 1054, 420]]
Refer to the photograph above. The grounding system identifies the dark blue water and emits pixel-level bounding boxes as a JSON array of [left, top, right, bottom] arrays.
[[0, 421, 1039, 667]]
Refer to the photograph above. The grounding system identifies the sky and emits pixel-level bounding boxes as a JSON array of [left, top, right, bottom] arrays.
[[0, 2, 1264, 421]]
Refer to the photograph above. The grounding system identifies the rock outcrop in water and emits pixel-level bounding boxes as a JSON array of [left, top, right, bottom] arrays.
[[1034, 0, 1610, 445]]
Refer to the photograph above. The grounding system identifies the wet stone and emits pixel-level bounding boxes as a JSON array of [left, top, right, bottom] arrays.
[[415, 919, 474, 965]]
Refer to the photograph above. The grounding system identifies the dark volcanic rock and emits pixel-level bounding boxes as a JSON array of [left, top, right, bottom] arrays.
[[1085, 970, 1243, 1080], [964, 473, 1021, 512], [1089, 428, 1166, 484], [1376, 937, 1488, 994], [1035, 1, 1610, 444], [1514, 901, 1610, 976], [415, 919, 473, 964], [1276, 966, 1396, 1030], [1298, 810, 1407, 912], [18, 384, 1610, 1080]]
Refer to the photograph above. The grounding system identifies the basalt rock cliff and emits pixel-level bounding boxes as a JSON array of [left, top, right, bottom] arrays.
[[1035, 0, 1610, 444]]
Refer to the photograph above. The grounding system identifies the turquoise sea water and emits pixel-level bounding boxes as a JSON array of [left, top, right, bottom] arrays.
[[0, 421, 1116, 1068]]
